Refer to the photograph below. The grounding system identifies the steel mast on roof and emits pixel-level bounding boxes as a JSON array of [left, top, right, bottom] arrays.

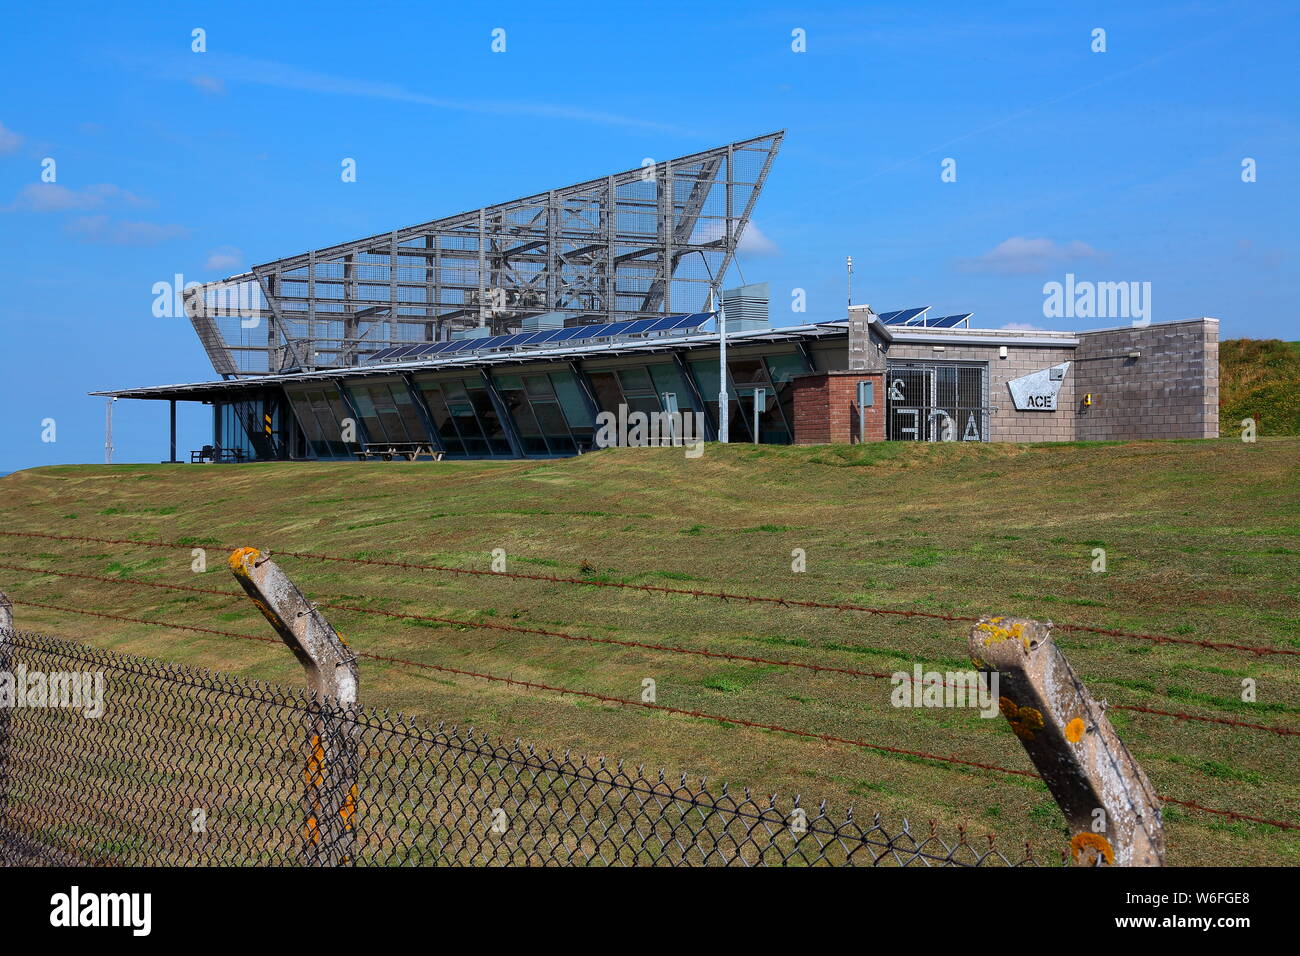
[[183, 132, 785, 378]]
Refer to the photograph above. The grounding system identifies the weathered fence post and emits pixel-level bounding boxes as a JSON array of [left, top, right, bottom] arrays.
[[228, 548, 359, 865], [970, 616, 1165, 866]]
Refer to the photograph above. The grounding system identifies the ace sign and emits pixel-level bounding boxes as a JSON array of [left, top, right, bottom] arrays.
[[1007, 363, 1070, 411]]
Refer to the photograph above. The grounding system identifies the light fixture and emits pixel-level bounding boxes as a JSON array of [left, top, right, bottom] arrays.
[[1128, 350, 1142, 359], [998, 346, 1008, 359]]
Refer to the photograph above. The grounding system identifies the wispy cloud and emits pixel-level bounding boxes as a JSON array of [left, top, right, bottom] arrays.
[[66, 215, 191, 246], [190, 74, 226, 95], [165, 53, 686, 133], [204, 245, 243, 270], [738, 221, 780, 257], [0, 120, 23, 154], [6, 182, 150, 213], [955, 237, 1107, 276]]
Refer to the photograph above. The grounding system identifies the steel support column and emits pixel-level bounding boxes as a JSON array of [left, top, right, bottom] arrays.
[[479, 368, 524, 458]]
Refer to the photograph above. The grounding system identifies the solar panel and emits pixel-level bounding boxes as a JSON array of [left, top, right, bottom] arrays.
[[670, 314, 708, 330], [545, 326, 592, 342], [875, 310, 907, 325], [519, 329, 568, 345], [918, 313, 973, 329], [367, 347, 398, 363], [492, 333, 533, 348], [620, 319, 659, 334]]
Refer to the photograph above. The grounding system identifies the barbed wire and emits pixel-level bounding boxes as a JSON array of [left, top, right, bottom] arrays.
[[1, 529, 1293, 657], [10, 600, 1297, 832], [3, 561, 1294, 738]]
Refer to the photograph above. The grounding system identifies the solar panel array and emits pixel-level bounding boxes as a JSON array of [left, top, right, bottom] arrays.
[[877, 307, 931, 325], [366, 313, 713, 364], [875, 307, 973, 329]]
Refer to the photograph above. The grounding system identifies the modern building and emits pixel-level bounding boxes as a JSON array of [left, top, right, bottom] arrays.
[[92, 133, 1220, 461]]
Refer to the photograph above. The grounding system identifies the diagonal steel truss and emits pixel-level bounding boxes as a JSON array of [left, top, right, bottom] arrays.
[[185, 132, 784, 377]]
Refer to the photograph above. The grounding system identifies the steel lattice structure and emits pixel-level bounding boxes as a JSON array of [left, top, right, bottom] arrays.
[[185, 132, 784, 378]]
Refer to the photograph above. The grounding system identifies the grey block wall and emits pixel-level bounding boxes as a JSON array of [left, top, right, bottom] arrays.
[[1073, 319, 1219, 440]]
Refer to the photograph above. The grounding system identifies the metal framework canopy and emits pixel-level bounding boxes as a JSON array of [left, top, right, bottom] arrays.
[[185, 131, 784, 377]]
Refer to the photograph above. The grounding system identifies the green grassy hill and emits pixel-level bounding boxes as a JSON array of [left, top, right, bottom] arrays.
[[1, 439, 1297, 865], [1220, 339, 1300, 436]]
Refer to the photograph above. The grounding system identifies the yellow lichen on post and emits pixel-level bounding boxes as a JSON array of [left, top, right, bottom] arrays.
[[970, 615, 1165, 866], [974, 617, 1032, 651], [227, 547, 260, 577]]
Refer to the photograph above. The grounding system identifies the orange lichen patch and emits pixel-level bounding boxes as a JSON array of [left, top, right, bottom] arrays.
[[1070, 832, 1114, 866], [1066, 717, 1087, 743], [975, 618, 1030, 651], [970, 656, 986, 669], [305, 734, 326, 788], [341, 785, 358, 828], [999, 696, 1045, 741], [227, 547, 260, 577]]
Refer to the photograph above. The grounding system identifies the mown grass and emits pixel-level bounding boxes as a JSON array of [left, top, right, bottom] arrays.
[[0, 437, 1297, 865]]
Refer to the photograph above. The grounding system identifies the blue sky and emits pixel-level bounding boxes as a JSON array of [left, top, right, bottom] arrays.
[[1, 0, 1296, 471]]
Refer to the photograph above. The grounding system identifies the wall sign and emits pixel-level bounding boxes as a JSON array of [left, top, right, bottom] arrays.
[[1007, 362, 1070, 411]]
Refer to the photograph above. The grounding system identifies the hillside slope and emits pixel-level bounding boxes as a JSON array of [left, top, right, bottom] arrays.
[[1220, 338, 1300, 436], [0, 439, 1297, 865]]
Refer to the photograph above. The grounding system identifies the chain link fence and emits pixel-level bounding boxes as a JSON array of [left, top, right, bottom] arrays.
[[0, 628, 1034, 866]]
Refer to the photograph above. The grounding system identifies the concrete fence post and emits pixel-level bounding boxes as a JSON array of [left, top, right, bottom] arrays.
[[970, 616, 1165, 866], [228, 548, 359, 865]]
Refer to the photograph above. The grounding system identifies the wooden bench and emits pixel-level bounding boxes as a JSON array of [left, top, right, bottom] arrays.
[[353, 442, 444, 462]]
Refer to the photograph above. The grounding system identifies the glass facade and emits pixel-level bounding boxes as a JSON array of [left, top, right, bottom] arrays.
[[214, 393, 289, 460], [265, 346, 815, 461], [346, 379, 429, 445], [411, 374, 512, 457], [689, 349, 808, 444], [284, 384, 355, 458]]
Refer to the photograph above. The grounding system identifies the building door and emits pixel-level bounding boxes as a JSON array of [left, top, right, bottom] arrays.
[[886, 363, 988, 441]]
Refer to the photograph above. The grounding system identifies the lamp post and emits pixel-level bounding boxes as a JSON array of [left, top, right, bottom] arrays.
[[712, 285, 729, 443]]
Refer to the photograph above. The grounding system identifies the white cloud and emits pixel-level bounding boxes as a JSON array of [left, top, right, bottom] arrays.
[[66, 215, 191, 245], [0, 121, 23, 154], [6, 182, 149, 213], [204, 246, 243, 271], [190, 75, 225, 95], [955, 237, 1107, 276], [171, 53, 687, 133], [738, 221, 779, 257]]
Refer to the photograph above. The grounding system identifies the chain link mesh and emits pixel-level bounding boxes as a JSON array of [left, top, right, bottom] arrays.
[[0, 629, 1034, 866]]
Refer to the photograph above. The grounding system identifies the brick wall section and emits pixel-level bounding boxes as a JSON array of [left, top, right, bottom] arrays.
[[791, 371, 884, 444], [883, 343, 1078, 441], [1073, 319, 1219, 439]]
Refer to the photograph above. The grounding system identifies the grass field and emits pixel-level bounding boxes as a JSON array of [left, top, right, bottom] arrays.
[[1, 437, 1297, 865]]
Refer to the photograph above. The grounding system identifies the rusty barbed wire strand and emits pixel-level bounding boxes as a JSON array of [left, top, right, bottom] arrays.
[[9, 597, 1298, 833], [3, 560, 1295, 738], [0, 528, 1293, 658]]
